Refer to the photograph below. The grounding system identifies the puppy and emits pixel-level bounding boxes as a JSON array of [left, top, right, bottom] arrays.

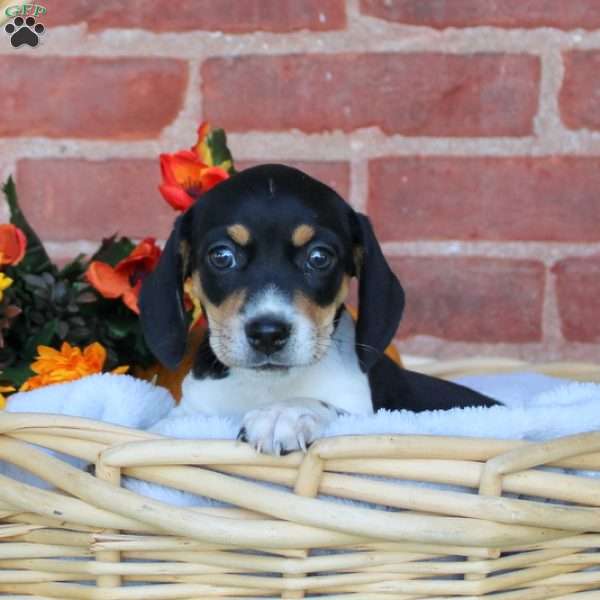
[[140, 164, 497, 454]]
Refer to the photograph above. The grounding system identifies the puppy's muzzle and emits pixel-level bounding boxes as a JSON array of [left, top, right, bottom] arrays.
[[245, 317, 291, 355]]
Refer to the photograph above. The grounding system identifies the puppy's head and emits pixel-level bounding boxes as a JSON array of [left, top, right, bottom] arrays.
[[140, 164, 404, 374]]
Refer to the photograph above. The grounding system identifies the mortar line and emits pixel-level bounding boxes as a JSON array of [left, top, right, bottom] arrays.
[[349, 158, 368, 212], [4, 24, 600, 59], [533, 45, 566, 138], [381, 241, 600, 263], [541, 265, 565, 345], [8, 130, 600, 163]]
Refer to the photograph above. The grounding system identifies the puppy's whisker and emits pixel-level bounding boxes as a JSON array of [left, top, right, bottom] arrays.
[[330, 336, 381, 357]]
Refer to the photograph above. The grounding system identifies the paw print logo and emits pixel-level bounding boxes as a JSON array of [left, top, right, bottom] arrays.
[[5, 16, 45, 48]]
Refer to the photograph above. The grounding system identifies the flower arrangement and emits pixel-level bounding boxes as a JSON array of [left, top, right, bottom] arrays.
[[0, 123, 236, 402]]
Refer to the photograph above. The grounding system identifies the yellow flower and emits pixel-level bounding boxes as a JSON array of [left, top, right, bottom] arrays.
[[20, 342, 129, 392], [0, 272, 13, 302], [0, 385, 15, 409]]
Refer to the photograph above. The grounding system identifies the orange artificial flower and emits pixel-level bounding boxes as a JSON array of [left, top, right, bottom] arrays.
[[159, 122, 230, 211], [20, 341, 128, 392], [86, 238, 161, 314], [0, 224, 27, 266]]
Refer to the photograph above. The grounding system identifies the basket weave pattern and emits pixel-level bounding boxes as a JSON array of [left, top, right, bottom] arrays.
[[0, 360, 599, 599]]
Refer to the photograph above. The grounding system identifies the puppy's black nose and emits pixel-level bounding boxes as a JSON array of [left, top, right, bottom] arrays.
[[245, 318, 291, 355]]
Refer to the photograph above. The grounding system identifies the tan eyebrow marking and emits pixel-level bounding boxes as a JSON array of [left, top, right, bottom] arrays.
[[227, 224, 251, 246], [292, 224, 315, 247]]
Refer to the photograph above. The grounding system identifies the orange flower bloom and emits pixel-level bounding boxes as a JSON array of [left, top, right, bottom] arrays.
[[86, 238, 161, 314], [0, 224, 27, 266], [159, 122, 230, 211], [20, 342, 129, 392]]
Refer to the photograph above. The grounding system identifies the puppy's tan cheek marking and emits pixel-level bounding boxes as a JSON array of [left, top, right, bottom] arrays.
[[214, 289, 247, 324], [292, 224, 315, 247], [191, 271, 246, 327], [227, 224, 251, 246], [295, 293, 335, 332], [295, 277, 349, 331]]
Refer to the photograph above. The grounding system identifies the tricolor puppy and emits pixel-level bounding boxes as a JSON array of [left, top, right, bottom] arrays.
[[140, 164, 497, 454]]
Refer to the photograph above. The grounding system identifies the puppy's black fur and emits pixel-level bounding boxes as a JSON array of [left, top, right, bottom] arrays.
[[140, 164, 497, 413]]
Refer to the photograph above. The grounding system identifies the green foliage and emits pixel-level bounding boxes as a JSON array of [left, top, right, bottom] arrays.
[[2, 177, 53, 273], [91, 235, 135, 266], [0, 123, 235, 394], [0, 179, 154, 389], [206, 127, 237, 175]]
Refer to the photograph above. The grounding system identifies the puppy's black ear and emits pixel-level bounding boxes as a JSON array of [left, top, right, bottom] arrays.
[[353, 212, 405, 372], [139, 212, 190, 370]]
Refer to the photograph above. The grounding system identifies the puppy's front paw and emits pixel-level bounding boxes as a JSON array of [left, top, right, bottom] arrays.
[[238, 400, 339, 455]]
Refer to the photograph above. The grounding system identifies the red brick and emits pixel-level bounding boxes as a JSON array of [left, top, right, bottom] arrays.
[[0, 57, 187, 139], [237, 161, 350, 199], [553, 255, 600, 342], [16, 159, 177, 242], [43, 0, 345, 32], [560, 51, 600, 131], [202, 53, 540, 137], [390, 256, 545, 342], [369, 156, 600, 242], [361, 0, 600, 30]]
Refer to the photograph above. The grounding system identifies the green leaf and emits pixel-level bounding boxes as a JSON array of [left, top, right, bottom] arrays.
[[2, 176, 54, 273], [57, 320, 69, 339], [207, 128, 237, 175], [106, 317, 135, 340], [0, 365, 34, 388], [68, 327, 90, 342], [51, 280, 68, 304], [90, 235, 135, 267], [22, 319, 58, 362], [22, 274, 48, 289], [58, 254, 88, 280], [76, 290, 98, 304]]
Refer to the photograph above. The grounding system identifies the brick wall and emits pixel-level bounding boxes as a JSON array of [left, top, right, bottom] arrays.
[[1, 0, 599, 362]]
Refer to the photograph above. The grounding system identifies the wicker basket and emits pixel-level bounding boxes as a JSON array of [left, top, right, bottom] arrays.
[[0, 359, 599, 599]]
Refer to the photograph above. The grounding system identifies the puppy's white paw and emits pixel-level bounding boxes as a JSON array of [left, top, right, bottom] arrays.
[[238, 399, 341, 455]]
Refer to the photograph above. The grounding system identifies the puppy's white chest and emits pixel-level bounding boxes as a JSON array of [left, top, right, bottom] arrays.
[[179, 313, 372, 418]]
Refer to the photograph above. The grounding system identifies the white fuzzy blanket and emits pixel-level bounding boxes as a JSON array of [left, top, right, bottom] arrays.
[[4, 371, 600, 505]]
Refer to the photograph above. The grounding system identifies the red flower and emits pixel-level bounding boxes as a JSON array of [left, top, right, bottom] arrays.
[[158, 122, 230, 211], [0, 224, 27, 266], [86, 238, 161, 314]]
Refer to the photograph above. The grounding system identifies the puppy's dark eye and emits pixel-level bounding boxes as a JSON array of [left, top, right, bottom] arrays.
[[306, 247, 335, 271], [208, 246, 237, 270]]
